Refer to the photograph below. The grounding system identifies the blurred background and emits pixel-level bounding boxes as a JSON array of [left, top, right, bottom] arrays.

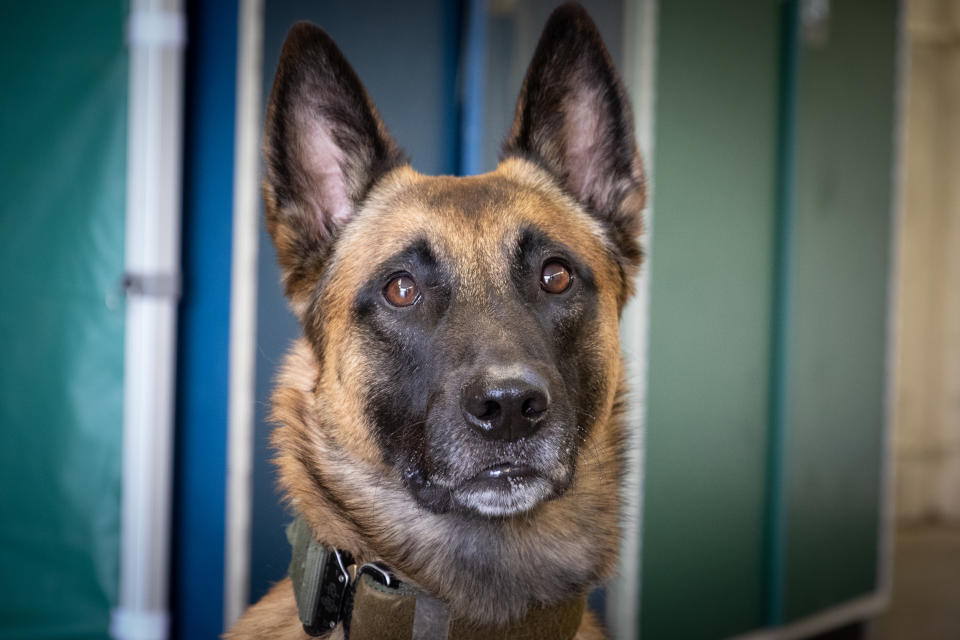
[[0, 0, 956, 638]]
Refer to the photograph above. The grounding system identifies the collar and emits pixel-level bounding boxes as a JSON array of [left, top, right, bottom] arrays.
[[286, 515, 587, 639]]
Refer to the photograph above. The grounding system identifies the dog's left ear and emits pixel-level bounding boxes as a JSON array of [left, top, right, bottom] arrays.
[[503, 3, 644, 275]]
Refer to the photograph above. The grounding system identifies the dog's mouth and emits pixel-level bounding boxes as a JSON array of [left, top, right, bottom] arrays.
[[406, 404, 580, 517], [404, 454, 571, 517], [468, 461, 539, 484], [448, 460, 561, 517]]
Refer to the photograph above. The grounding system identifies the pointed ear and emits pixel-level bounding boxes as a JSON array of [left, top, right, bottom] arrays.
[[502, 3, 644, 274], [263, 22, 407, 312]]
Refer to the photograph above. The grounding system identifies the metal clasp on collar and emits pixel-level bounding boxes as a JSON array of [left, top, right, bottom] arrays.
[[357, 562, 393, 587]]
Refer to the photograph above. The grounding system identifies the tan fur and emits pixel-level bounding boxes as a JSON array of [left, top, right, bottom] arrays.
[[232, 5, 643, 637], [230, 159, 630, 638], [307, 160, 626, 466]]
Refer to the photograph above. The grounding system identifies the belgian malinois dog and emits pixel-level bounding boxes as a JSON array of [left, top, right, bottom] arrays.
[[228, 4, 644, 639]]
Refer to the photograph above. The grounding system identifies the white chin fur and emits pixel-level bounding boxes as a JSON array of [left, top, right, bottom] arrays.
[[454, 476, 554, 517]]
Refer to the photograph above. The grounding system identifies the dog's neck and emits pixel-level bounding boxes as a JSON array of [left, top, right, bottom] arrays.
[[271, 339, 627, 627]]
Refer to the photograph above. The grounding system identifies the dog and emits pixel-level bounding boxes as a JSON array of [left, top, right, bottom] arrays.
[[227, 4, 644, 638]]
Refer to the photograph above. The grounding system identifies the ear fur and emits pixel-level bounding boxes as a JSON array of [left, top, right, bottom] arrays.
[[502, 3, 644, 276], [263, 22, 407, 312]]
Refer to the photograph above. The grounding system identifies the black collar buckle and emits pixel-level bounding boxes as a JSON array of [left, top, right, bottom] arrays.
[[287, 517, 355, 636]]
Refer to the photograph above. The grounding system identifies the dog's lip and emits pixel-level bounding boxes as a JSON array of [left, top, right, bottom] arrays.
[[469, 462, 539, 483]]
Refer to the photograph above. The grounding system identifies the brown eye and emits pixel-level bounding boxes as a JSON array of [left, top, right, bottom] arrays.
[[383, 274, 420, 307], [540, 261, 571, 294]]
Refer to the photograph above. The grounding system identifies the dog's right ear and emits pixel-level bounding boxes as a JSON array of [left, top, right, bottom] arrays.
[[263, 22, 406, 311]]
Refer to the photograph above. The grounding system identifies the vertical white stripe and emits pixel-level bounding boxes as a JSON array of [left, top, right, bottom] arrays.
[[224, 0, 264, 629], [607, 1, 658, 638], [114, 2, 185, 639]]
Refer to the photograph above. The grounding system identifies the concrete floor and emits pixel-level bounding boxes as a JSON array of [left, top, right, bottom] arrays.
[[874, 523, 960, 640]]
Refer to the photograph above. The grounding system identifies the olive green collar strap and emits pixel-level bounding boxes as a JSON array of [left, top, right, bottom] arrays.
[[286, 515, 586, 640]]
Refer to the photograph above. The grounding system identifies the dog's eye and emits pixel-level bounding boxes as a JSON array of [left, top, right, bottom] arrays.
[[383, 274, 420, 307], [540, 261, 571, 294]]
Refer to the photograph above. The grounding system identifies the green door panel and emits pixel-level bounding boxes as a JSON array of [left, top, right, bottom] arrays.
[[0, 2, 128, 638], [640, 1, 782, 637], [781, 0, 897, 621]]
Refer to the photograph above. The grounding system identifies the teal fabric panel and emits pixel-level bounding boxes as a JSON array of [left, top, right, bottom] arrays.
[[640, 1, 782, 637], [0, 2, 128, 638], [781, 0, 897, 620]]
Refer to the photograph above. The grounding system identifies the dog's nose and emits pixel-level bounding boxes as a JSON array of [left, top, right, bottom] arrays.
[[461, 372, 550, 442]]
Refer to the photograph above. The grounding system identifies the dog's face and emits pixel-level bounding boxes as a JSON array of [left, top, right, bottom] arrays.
[[318, 168, 629, 517], [264, 5, 643, 518]]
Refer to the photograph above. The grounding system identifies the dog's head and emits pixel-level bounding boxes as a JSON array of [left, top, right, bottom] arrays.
[[264, 4, 643, 518]]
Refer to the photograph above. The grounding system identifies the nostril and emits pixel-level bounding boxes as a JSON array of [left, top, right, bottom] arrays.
[[477, 400, 500, 421], [521, 394, 548, 419]]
